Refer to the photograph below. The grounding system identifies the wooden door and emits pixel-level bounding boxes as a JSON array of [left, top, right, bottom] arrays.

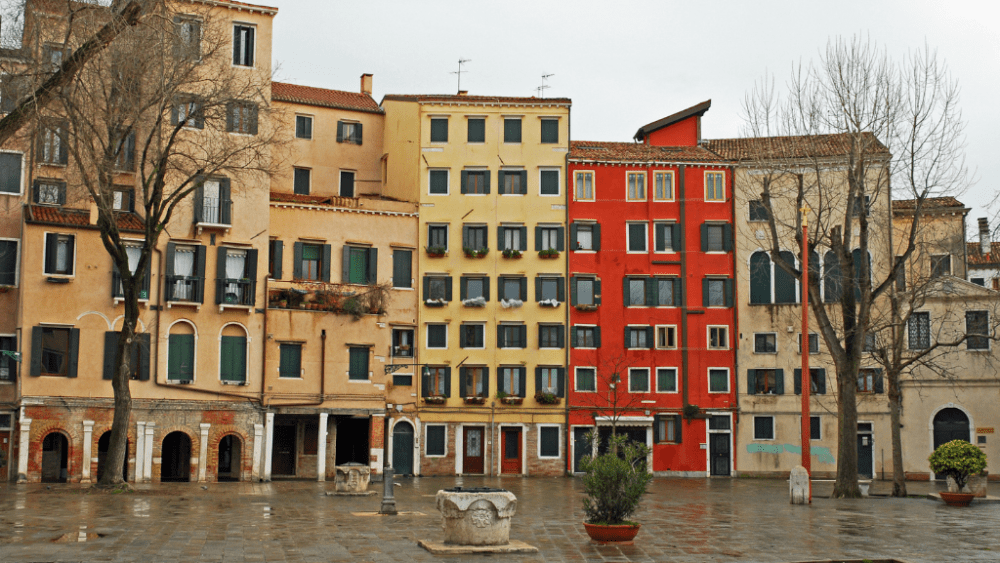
[[501, 428, 521, 474], [709, 433, 731, 476], [392, 422, 414, 476], [463, 427, 484, 474], [271, 425, 296, 476]]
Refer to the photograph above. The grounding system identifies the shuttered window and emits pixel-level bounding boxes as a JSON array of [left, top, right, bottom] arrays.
[[430, 118, 448, 142], [540, 170, 559, 195], [539, 427, 559, 457], [426, 425, 446, 456], [279, 343, 301, 378], [167, 334, 194, 381], [575, 368, 596, 391], [293, 168, 310, 195], [349, 347, 369, 380], [540, 119, 559, 143], [467, 118, 485, 143], [753, 416, 774, 440], [392, 249, 412, 288], [0, 152, 21, 194], [219, 335, 247, 383]]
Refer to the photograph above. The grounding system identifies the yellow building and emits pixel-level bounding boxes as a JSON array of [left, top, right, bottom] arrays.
[[381, 93, 571, 476]]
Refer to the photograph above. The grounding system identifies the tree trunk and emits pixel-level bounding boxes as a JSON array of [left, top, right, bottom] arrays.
[[97, 301, 138, 486], [887, 369, 907, 497], [832, 366, 861, 498]]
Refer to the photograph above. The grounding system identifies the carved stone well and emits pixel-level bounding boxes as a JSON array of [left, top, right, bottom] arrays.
[[334, 462, 371, 493], [436, 487, 517, 546]]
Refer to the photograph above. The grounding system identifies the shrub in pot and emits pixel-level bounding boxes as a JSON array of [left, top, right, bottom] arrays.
[[929, 439, 987, 506], [580, 433, 652, 542]]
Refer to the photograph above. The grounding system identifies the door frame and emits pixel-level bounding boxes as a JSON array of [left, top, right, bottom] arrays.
[[857, 419, 874, 479], [927, 403, 973, 480], [388, 417, 416, 476], [705, 412, 733, 477], [457, 424, 486, 475], [496, 424, 527, 475]]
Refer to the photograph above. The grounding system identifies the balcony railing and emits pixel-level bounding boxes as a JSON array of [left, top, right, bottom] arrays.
[[216, 278, 255, 306], [112, 268, 151, 300], [268, 280, 388, 319], [194, 196, 232, 226], [165, 275, 204, 303]]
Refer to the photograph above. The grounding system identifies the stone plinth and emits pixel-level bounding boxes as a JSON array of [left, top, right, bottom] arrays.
[[948, 473, 988, 497], [790, 465, 809, 504], [334, 462, 371, 493], [436, 487, 517, 546]]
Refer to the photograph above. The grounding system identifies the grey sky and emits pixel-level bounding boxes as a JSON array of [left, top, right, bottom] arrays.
[[264, 0, 1000, 229]]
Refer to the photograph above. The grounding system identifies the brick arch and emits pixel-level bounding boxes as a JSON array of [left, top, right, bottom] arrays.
[[154, 426, 198, 483], [92, 427, 135, 482], [207, 427, 251, 482], [32, 426, 74, 483]]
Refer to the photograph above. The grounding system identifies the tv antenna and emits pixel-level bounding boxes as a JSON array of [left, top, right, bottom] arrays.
[[536, 73, 554, 97], [451, 58, 471, 93]]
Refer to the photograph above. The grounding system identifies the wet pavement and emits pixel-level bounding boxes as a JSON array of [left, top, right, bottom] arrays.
[[0, 476, 997, 562]]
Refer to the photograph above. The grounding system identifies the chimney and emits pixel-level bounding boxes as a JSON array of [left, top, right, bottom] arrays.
[[360, 73, 373, 96], [979, 217, 991, 254], [457, 90, 468, 96]]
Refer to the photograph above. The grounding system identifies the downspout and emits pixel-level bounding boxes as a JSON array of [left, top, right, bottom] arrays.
[[679, 165, 690, 412], [260, 274, 268, 405], [564, 108, 572, 475], [729, 164, 739, 473]]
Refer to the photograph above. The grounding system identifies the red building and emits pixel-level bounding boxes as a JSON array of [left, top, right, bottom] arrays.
[[566, 101, 737, 476]]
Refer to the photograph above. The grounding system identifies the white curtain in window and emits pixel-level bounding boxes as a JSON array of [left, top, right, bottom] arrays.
[[203, 180, 220, 223], [577, 229, 592, 250], [504, 229, 519, 250], [174, 248, 195, 300], [55, 238, 69, 272], [542, 229, 556, 251], [225, 250, 246, 301], [126, 245, 141, 274]]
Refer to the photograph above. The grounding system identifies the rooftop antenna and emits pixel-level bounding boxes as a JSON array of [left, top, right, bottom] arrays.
[[536, 73, 554, 97], [451, 58, 471, 93]]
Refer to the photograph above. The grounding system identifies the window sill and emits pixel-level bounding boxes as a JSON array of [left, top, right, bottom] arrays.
[[221, 380, 248, 386], [166, 380, 194, 385], [219, 303, 254, 313], [347, 378, 372, 383], [45, 276, 73, 283], [195, 222, 231, 236], [166, 300, 201, 311], [113, 297, 150, 306]]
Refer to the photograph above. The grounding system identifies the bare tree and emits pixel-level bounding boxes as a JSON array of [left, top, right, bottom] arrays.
[[578, 354, 646, 455], [734, 37, 968, 497], [16, 1, 283, 485]]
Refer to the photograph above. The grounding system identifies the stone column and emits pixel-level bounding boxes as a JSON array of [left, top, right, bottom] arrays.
[[370, 413, 385, 478], [16, 417, 31, 483], [143, 422, 155, 483], [134, 422, 146, 482], [198, 423, 210, 483], [251, 423, 263, 481], [81, 421, 95, 483], [263, 412, 274, 482], [317, 413, 328, 482]]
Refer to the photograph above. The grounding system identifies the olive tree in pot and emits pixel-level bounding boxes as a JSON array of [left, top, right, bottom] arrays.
[[580, 432, 653, 543], [929, 440, 987, 507]]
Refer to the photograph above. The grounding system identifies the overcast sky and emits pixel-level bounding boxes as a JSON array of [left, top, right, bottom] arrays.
[[263, 0, 1000, 230]]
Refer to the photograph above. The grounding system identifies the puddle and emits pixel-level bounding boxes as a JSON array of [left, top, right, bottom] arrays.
[[52, 530, 106, 543]]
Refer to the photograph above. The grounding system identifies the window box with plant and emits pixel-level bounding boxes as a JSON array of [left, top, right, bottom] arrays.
[[576, 304, 598, 312], [424, 396, 446, 405], [929, 439, 988, 507], [463, 247, 488, 258], [426, 246, 447, 257], [535, 391, 561, 405], [502, 248, 522, 259], [539, 248, 559, 259], [463, 396, 486, 405], [581, 432, 653, 543], [496, 391, 523, 405]]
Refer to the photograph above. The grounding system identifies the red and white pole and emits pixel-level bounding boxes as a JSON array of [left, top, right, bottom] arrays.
[[801, 208, 812, 503]]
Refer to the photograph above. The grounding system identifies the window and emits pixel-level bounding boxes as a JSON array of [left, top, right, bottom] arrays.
[[461, 366, 487, 397], [796, 333, 819, 354], [232, 24, 254, 66], [627, 172, 646, 200], [32, 326, 78, 377], [0, 240, 16, 285], [628, 368, 649, 393], [656, 368, 677, 393], [625, 277, 647, 306], [339, 170, 356, 198], [167, 332, 195, 382], [43, 233, 74, 276], [709, 368, 729, 393], [428, 224, 448, 251], [424, 275, 451, 302], [424, 367, 450, 397], [463, 225, 488, 253], [571, 276, 599, 306], [219, 334, 247, 384], [293, 168, 310, 195], [655, 415, 682, 443], [702, 223, 726, 253], [33, 180, 65, 205], [427, 324, 447, 349], [499, 170, 526, 195], [626, 326, 652, 349], [574, 171, 594, 201], [500, 366, 525, 397], [460, 324, 485, 349], [503, 118, 521, 143], [172, 97, 204, 129], [970, 277, 984, 287], [627, 222, 648, 252], [113, 241, 151, 299], [576, 367, 596, 392], [540, 169, 559, 196], [392, 328, 414, 358], [708, 326, 728, 349], [297, 243, 325, 282], [0, 152, 21, 193], [194, 177, 232, 225], [499, 276, 526, 302], [539, 325, 564, 348], [749, 200, 768, 221], [0, 335, 15, 381], [429, 170, 449, 195], [461, 170, 489, 194], [655, 326, 677, 349], [750, 368, 783, 395], [931, 254, 951, 278], [165, 243, 205, 302], [540, 119, 559, 144], [850, 195, 871, 217], [753, 416, 775, 440], [349, 347, 369, 380], [0, 75, 29, 114], [112, 186, 134, 212], [392, 249, 412, 289], [113, 130, 135, 171], [539, 426, 560, 457], [536, 276, 564, 303], [572, 326, 600, 348], [810, 416, 821, 440], [500, 225, 526, 251], [863, 332, 877, 352], [754, 333, 776, 353], [572, 222, 599, 251], [337, 121, 362, 145], [536, 226, 562, 252], [343, 245, 376, 285], [460, 275, 488, 302], [654, 171, 674, 200], [278, 343, 301, 378], [654, 222, 679, 252], [430, 117, 448, 142], [226, 102, 257, 135], [703, 278, 732, 307], [705, 172, 724, 201], [794, 368, 827, 395], [467, 117, 485, 143], [497, 324, 526, 349], [656, 278, 682, 307], [967, 311, 989, 350], [908, 312, 930, 350], [295, 115, 312, 139], [37, 121, 67, 165], [857, 368, 883, 393], [42, 43, 65, 71], [425, 425, 446, 456]]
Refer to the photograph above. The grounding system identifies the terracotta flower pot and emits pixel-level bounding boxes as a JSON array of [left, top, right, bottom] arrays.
[[583, 522, 641, 543], [939, 491, 976, 507]]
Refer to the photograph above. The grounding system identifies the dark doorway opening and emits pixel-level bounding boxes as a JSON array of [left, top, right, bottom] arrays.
[[271, 425, 296, 476], [335, 417, 370, 466], [597, 426, 647, 456], [573, 427, 593, 473], [392, 422, 414, 476], [160, 431, 191, 482], [218, 435, 241, 482], [97, 431, 128, 482], [41, 432, 68, 483], [933, 408, 971, 479], [501, 428, 522, 474]]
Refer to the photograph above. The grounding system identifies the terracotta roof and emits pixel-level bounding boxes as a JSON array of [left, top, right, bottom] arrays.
[[634, 100, 711, 142], [892, 197, 967, 211], [967, 242, 1000, 266], [272, 82, 382, 114], [269, 192, 362, 209], [27, 205, 144, 232], [569, 140, 729, 164], [381, 94, 571, 106], [704, 133, 889, 160]]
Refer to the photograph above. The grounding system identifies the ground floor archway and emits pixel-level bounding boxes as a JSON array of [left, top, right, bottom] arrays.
[[41, 432, 69, 483], [96, 431, 128, 482], [217, 434, 242, 482], [160, 431, 191, 482]]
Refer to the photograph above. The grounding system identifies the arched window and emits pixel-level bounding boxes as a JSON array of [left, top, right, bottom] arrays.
[[774, 251, 798, 304], [167, 321, 195, 383], [219, 323, 247, 384], [824, 251, 841, 303], [749, 251, 771, 304]]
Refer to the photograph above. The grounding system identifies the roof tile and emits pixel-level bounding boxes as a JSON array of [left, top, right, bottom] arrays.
[[382, 94, 571, 106], [272, 82, 382, 114], [705, 133, 889, 160], [569, 140, 728, 164], [967, 242, 1000, 266], [892, 197, 966, 211], [27, 205, 144, 231]]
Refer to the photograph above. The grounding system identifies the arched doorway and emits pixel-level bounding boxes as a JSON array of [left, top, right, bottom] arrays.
[[160, 432, 191, 482], [96, 432, 129, 482], [41, 432, 68, 483], [217, 435, 241, 482], [933, 408, 971, 479], [392, 422, 414, 476]]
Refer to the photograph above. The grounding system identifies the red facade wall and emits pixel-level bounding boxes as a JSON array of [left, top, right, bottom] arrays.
[[644, 115, 699, 147]]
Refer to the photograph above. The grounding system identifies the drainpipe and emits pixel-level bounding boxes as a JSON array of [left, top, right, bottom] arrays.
[[564, 106, 572, 475], [260, 274, 268, 404], [679, 166, 690, 412]]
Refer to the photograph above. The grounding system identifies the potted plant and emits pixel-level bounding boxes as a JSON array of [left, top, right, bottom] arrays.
[[426, 246, 447, 257], [581, 433, 653, 543], [463, 396, 486, 405], [929, 439, 988, 506], [502, 248, 522, 259], [535, 391, 561, 405], [496, 391, 523, 405], [575, 303, 598, 312], [424, 396, 446, 405], [463, 247, 488, 258], [539, 248, 559, 259]]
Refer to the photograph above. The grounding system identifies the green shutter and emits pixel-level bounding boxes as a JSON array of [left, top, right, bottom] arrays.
[[594, 327, 601, 348], [518, 367, 527, 398], [443, 367, 451, 397], [623, 277, 630, 306], [594, 279, 602, 305], [794, 369, 802, 395], [423, 276, 430, 301], [445, 276, 453, 301], [747, 370, 757, 395], [570, 277, 578, 306], [220, 336, 247, 383], [366, 248, 378, 285], [700, 224, 709, 251], [168, 334, 194, 381], [483, 277, 490, 302], [750, 252, 772, 304], [519, 227, 527, 251], [103, 331, 117, 380], [592, 223, 601, 251], [292, 242, 303, 279], [215, 248, 228, 305], [702, 278, 710, 307], [571, 327, 578, 348], [816, 369, 826, 394], [535, 367, 542, 395], [570, 223, 578, 250], [29, 326, 41, 376], [723, 224, 733, 251], [460, 171, 469, 194], [519, 278, 527, 301], [421, 368, 431, 397], [519, 171, 528, 195], [556, 226, 564, 251], [655, 223, 666, 252], [556, 325, 565, 349], [774, 369, 785, 394], [624, 327, 632, 349], [392, 249, 411, 288], [557, 277, 565, 302], [646, 278, 657, 306], [137, 333, 150, 381], [460, 276, 468, 300], [675, 415, 682, 443], [671, 224, 682, 251], [336, 121, 344, 142], [724, 279, 734, 307], [873, 369, 884, 393], [535, 277, 542, 302], [272, 241, 283, 279]]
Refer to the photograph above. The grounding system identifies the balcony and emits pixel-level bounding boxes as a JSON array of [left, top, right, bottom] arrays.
[[216, 278, 255, 311], [193, 196, 232, 235], [111, 269, 151, 304], [268, 280, 388, 319], [164, 275, 203, 305]]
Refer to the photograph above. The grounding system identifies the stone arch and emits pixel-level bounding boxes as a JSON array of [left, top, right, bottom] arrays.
[[97, 430, 129, 482], [40, 430, 70, 483], [216, 433, 243, 482], [927, 403, 974, 480], [160, 430, 193, 482]]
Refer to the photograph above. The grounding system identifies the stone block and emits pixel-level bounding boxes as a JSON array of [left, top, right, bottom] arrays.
[[790, 465, 809, 505]]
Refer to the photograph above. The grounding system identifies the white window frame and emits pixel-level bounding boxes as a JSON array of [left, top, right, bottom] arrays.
[[798, 332, 820, 354], [573, 221, 596, 252], [628, 367, 650, 393], [460, 322, 486, 350], [42, 231, 76, 278], [425, 323, 448, 350], [536, 423, 562, 459], [655, 325, 677, 350], [424, 424, 448, 457], [0, 150, 25, 196], [538, 167, 561, 197], [753, 415, 776, 441], [428, 115, 449, 144], [705, 171, 725, 202], [502, 116, 523, 144], [574, 365, 597, 392], [574, 170, 595, 202], [655, 367, 678, 394], [573, 324, 598, 350], [753, 332, 777, 354], [217, 322, 251, 385], [626, 170, 647, 201], [626, 222, 649, 254], [231, 22, 256, 68], [466, 115, 487, 144], [708, 367, 730, 394], [427, 223, 449, 252], [294, 114, 313, 140], [428, 168, 450, 196], [707, 325, 729, 350], [653, 221, 677, 255], [653, 170, 675, 201], [0, 237, 19, 287]]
